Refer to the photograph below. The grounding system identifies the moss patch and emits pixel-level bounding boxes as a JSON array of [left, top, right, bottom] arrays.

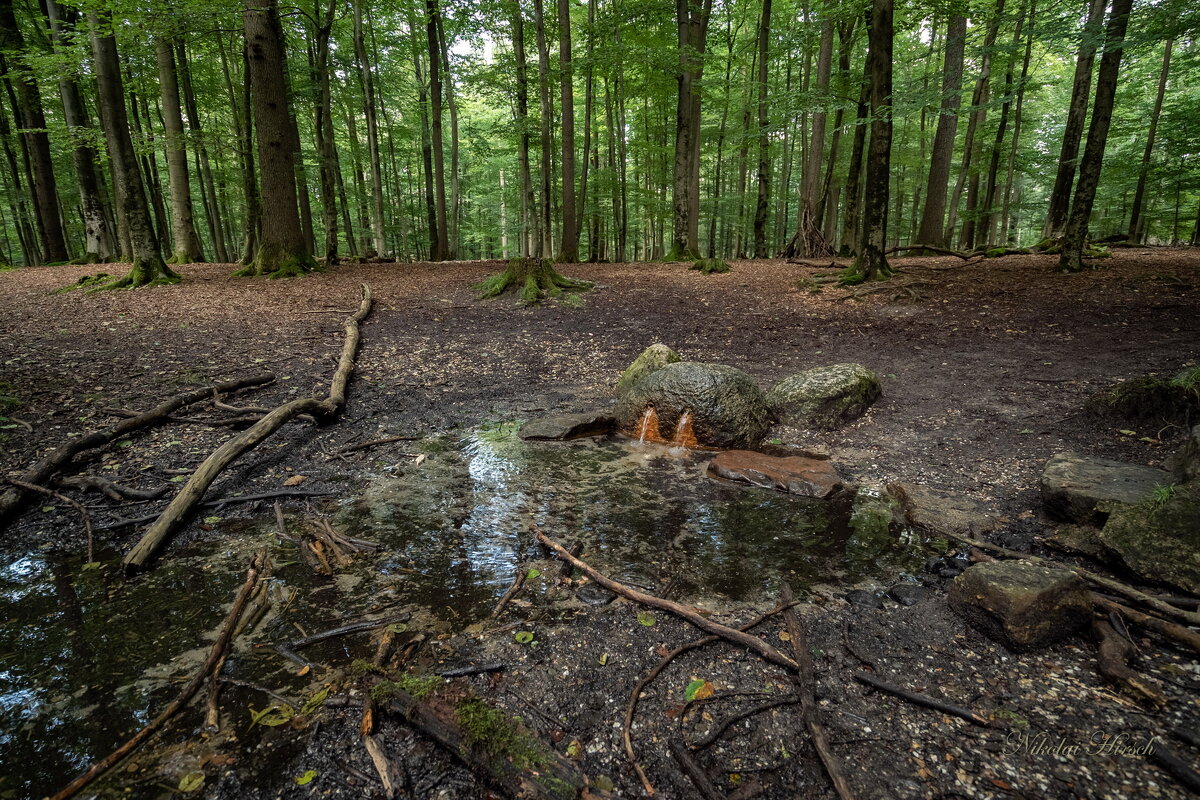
[[52, 273, 113, 294], [1090, 367, 1200, 424], [455, 697, 551, 770], [370, 673, 444, 702], [689, 258, 731, 274], [475, 257, 592, 306]]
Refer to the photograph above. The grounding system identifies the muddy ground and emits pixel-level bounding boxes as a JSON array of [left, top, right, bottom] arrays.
[[1, 250, 1198, 799]]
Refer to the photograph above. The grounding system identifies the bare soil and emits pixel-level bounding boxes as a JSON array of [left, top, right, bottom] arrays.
[[1, 249, 1198, 799]]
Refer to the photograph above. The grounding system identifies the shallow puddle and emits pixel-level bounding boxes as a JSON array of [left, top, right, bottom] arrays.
[[0, 425, 923, 796]]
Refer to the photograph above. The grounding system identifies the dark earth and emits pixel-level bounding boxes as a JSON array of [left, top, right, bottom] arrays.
[[1, 249, 1198, 799]]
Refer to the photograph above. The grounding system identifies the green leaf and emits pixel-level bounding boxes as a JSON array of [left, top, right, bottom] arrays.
[[684, 679, 714, 701], [178, 772, 205, 793], [40, 505, 55, 513], [80, 561, 101, 571], [169, 475, 187, 482], [1119, 429, 1137, 436], [636, 611, 656, 627], [300, 687, 329, 716], [514, 631, 535, 644], [386, 622, 408, 634], [203, 516, 222, 524], [249, 704, 293, 727], [598, 652, 609, 666], [525, 568, 541, 579], [116, 440, 133, 448], [295, 770, 317, 785]]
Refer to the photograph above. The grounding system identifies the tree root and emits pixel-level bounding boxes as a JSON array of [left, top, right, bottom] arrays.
[[852, 673, 996, 728], [1093, 617, 1166, 709], [690, 258, 731, 274], [0, 374, 275, 526], [48, 550, 269, 800], [122, 285, 372, 571], [1091, 594, 1200, 654], [475, 257, 592, 306]]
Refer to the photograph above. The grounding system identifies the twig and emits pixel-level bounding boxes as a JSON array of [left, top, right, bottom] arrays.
[[337, 435, 419, 454], [1092, 594, 1200, 654], [535, 526, 796, 670], [8, 478, 94, 561], [853, 673, 995, 727], [0, 374, 274, 524], [49, 550, 269, 800], [58, 475, 168, 501], [490, 565, 529, 618], [286, 613, 410, 650], [273, 500, 296, 542], [1150, 740, 1200, 793], [690, 696, 803, 751], [95, 489, 333, 530], [938, 531, 1200, 627], [438, 663, 507, 678], [885, 244, 973, 259], [123, 285, 372, 572], [669, 740, 725, 800], [782, 585, 856, 800]]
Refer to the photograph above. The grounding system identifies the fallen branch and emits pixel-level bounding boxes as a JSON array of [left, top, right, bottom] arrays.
[[286, 612, 410, 650], [95, 489, 332, 531], [122, 285, 372, 572], [58, 475, 167, 501], [885, 244, 972, 259], [1093, 618, 1166, 709], [490, 565, 529, 618], [1091, 594, 1200, 655], [1150, 741, 1200, 794], [623, 603, 797, 796], [782, 585, 855, 800], [690, 695, 803, 751], [338, 435, 419, 454], [535, 526, 796, 671], [7, 479, 94, 561], [938, 531, 1200, 627], [853, 673, 995, 728], [787, 259, 844, 269], [0, 373, 274, 525], [49, 550, 269, 800]]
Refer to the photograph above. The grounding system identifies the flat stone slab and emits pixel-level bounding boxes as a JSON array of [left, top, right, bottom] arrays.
[[707, 450, 845, 498], [888, 482, 1000, 536], [949, 561, 1092, 651], [518, 411, 615, 441], [1040, 451, 1170, 523], [1101, 482, 1200, 595]]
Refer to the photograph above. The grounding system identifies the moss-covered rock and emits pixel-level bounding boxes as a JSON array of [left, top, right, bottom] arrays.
[[614, 343, 681, 395], [1166, 424, 1200, 483], [1100, 482, 1200, 595], [615, 361, 770, 449], [949, 561, 1092, 651], [1039, 451, 1170, 523], [766, 363, 882, 429], [1089, 367, 1200, 424]]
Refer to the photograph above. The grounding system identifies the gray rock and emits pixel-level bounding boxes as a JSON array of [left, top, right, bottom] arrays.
[[1040, 451, 1170, 523], [1100, 482, 1200, 595], [576, 584, 616, 606], [1044, 524, 1113, 562], [887, 584, 931, 606], [888, 482, 1000, 536], [846, 589, 884, 609], [766, 363, 882, 429], [1165, 424, 1200, 483], [949, 561, 1092, 651], [614, 361, 771, 449], [518, 411, 615, 441], [614, 343, 681, 395]]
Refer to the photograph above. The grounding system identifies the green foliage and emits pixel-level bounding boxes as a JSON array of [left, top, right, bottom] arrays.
[[455, 697, 551, 770], [370, 673, 444, 702], [51, 273, 113, 294], [689, 258, 731, 274]]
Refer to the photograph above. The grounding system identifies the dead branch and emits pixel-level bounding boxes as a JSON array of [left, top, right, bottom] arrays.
[[101, 407, 270, 428], [338, 434, 420, 454], [1149, 741, 1200, 794], [787, 259, 845, 269], [490, 565, 530, 618], [286, 613, 410, 650], [938, 531, 1200, 627], [690, 695, 803, 751], [96, 489, 332, 530], [1091, 594, 1200, 654], [49, 550, 269, 800], [122, 285, 372, 572], [58, 475, 167, 501], [782, 585, 856, 800], [853, 673, 995, 727], [1093, 618, 1166, 709], [0, 373, 274, 525], [886, 244, 972, 259], [7, 479, 95, 561], [669, 740, 725, 800], [535, 526, 797, 670], [623, 603, 797, 796]]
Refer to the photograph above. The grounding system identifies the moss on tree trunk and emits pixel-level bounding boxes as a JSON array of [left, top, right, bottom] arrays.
[[475, 257, 592, 306], [234, 242, 319, 279], [689, 257, 731, 274], [97, 258, 181, 290]]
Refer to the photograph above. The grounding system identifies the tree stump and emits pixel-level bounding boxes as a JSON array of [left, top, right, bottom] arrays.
[[475, 257, 592, 306]]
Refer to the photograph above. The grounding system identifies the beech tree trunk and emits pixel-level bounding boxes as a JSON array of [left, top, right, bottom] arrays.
[[1059, 0, 1134, 272], [177, 41, 229, 263], [557, 0, 578, 261], [426, 0, 449, 260], [915, 14, 965, 249], [533, 0, 553, 259], [847, 0, 892, 281], [511, 2, 533, 258], [312, 0, 339, 262], [787, 1, 834, 258], [1128, 38, 1172, 243], [86, 9, 178, 286], [155, 37, 205, 264], [752, 0, 771, 258], [980, 7, 1025, 246], [240, 0, 315, 277]]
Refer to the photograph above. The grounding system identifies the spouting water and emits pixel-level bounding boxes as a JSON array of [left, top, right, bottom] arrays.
[[637, 406, 662, 443], [671, 409, 700, 449]]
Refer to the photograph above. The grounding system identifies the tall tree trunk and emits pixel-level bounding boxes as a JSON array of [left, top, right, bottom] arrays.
[[0, 0, 68, 262], [1128, 37, 1172, 243], [847, 0, 892, 281], [240, 0, 315, 276], [44, 0, 113, 263], [579, 0, 596, 260], [785, 0, 834, 258], [1043, 0, 1106, 241], [1000, 4, 1034, 245], [556, 0, 578, 261], [1059, 0, 1134, 272], [951, 2, 1004, 249], [979, 6, 1025, 246], [155, 38, 205, 264], [177, 41, 228, 263], [435, 11, 460, 259], [511, 1, 533, 258], [915, 14, 965, 249], [425, 0, 449, 260], [752, 0, 771, 258], [351, 0, 386, 257], [669, 0, 711, 260], [0, 87, 37, 264], [85, 10, 177, 286], [841, 61, 869, 257], [311, 0, 339, 262], [532, 0, 553, 258], [614, 25, 628, 262]]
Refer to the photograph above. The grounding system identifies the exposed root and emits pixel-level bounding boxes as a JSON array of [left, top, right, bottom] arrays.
[[689, 258, 731, 274], [474, 257, 592, 306]]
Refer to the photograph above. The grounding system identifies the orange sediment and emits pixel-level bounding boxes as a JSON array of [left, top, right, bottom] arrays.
[[670, 410, 700, 448]]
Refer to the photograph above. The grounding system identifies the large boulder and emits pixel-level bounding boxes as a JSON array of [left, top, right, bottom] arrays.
[[707, 450, 844, 498], [519, 411, 615, 441], [1100, 483, 1200, 595], [1040, 452, 1170, 523], [1166, 424, 1200, 483], [766, 363, 881, 429], [949, 561, 1092, 651], [614, 344, 681, 395], [615, 362, 770, 449]]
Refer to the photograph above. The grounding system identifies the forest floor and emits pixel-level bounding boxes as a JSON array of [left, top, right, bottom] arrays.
[[1, 248, 1198, 799]]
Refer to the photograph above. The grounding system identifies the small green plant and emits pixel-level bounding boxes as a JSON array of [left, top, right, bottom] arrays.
[[1148, 483, 1177, 510], [370, 673, 444, 702]]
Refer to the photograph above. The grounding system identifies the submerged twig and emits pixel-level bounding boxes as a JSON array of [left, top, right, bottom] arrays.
[[8, 478, 94, 561]]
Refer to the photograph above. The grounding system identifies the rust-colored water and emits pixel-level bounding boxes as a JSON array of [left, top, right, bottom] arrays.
[[670, 409, 700, 449], [636, 406, 667, 444]]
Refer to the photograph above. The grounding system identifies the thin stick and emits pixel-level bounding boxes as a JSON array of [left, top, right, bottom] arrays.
[[286, 613, 409, 650], [123, 284, 372, 572], [1091, 594, 1200, 654], [338, 435, 419, 454], [97, 489, 332, 531], [690, 696, 803, 751], [490, 565, 529, 618], [1150, 740, 1200, 793], [853, 673, 995, 728], [58, 475, 167, 501], [534, 526, 797, 670], [940, 531, 1200, 627], [0, 373, 274, 524], [8, 479, 94, 561], [49, 550, 269, 800]]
